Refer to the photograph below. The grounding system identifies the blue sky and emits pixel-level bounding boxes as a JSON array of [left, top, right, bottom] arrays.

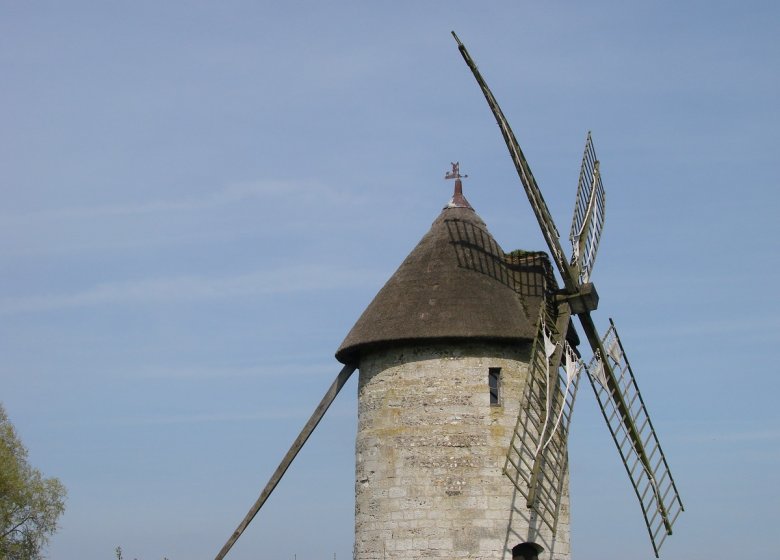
[[1, 2, 778, 559]]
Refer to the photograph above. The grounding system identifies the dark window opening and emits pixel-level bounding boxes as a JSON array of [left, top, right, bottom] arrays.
[[489, 367, 501, 406]]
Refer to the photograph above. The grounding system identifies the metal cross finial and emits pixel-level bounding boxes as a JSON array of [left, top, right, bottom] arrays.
[[445, 161, 468, 180], [443, 161, 473, 209]]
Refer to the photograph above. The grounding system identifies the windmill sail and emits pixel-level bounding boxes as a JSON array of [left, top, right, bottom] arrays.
[[585, 321, 683, 557], [569, 132, 605, 284], [453, 31, 682, 555], [504, 300, 582, 534], [452, 31, 575, 290]]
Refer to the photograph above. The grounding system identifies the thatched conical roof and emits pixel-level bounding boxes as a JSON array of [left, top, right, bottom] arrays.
[[336, 190, 548, 366]]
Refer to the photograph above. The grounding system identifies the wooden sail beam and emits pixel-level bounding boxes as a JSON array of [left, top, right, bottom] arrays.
[[214, 364, 357, 560]]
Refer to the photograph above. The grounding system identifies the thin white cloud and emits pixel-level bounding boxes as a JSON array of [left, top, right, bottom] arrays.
[[1, 179, 367, 225], [115, 405, 355, 426], [0, 179, 376, 258], [679, 430, 780, 444], [623, 316, 780, 339], [0, 264, 382, 314], [128, 362, 339, 380]]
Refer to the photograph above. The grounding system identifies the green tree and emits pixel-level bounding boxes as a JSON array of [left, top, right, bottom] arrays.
[[0, 403, 66, 560]]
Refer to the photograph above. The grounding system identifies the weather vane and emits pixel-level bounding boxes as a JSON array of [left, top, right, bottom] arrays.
[[444, 161, 472, 209], [445, 161, 468, 181]]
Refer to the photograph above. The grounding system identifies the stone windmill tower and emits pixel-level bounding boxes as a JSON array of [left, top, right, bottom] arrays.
[[335, 169, 570, 559]]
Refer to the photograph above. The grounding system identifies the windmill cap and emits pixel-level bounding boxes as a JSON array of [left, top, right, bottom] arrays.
[[334, 196, 558, 365], [512, 542, 545, 558]]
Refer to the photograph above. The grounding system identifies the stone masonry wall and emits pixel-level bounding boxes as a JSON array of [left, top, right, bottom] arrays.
[[354, 342, 571, 560]]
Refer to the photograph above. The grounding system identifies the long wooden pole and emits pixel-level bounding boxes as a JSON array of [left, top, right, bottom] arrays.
[[214, 364, 357, 560], [452, 31, 576, 291]]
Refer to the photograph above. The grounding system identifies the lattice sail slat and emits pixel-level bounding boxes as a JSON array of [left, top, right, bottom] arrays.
[[504, 303, 582, 534], [586, 320, 684, 557], [569, 132, 606, 284]]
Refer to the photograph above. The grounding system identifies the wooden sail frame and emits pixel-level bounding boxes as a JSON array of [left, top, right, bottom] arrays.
[[504, 297, 582, 535], [453, 31, 683, 555]]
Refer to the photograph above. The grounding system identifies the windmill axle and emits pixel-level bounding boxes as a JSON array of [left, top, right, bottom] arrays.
[[555, 283, 599, 315]]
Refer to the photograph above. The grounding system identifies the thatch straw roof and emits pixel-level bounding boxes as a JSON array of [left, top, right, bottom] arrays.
[[335, 202, 553, 366]]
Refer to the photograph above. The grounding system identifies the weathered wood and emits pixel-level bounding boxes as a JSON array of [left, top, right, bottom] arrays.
[[214, 363, 357, 560], [526, 301, 572, 510], [452, 31, 577, 292]]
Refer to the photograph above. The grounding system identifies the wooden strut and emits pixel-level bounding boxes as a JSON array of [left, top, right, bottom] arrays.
[[452, 32, 673, 537], [214, 364, 357, 560], [526, 301, 572, 510], [578, 313, 672, 537]]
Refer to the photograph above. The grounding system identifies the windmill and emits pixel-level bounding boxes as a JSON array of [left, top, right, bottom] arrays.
[[451, 32, 684, 556], [212, 35, 683, 560]]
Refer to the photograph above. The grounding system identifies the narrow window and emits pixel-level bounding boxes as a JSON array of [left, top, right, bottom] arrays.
[[489, 367, 501, 406]]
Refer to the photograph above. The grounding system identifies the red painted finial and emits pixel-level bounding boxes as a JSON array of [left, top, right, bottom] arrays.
[[444, 162, 473, 209]]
